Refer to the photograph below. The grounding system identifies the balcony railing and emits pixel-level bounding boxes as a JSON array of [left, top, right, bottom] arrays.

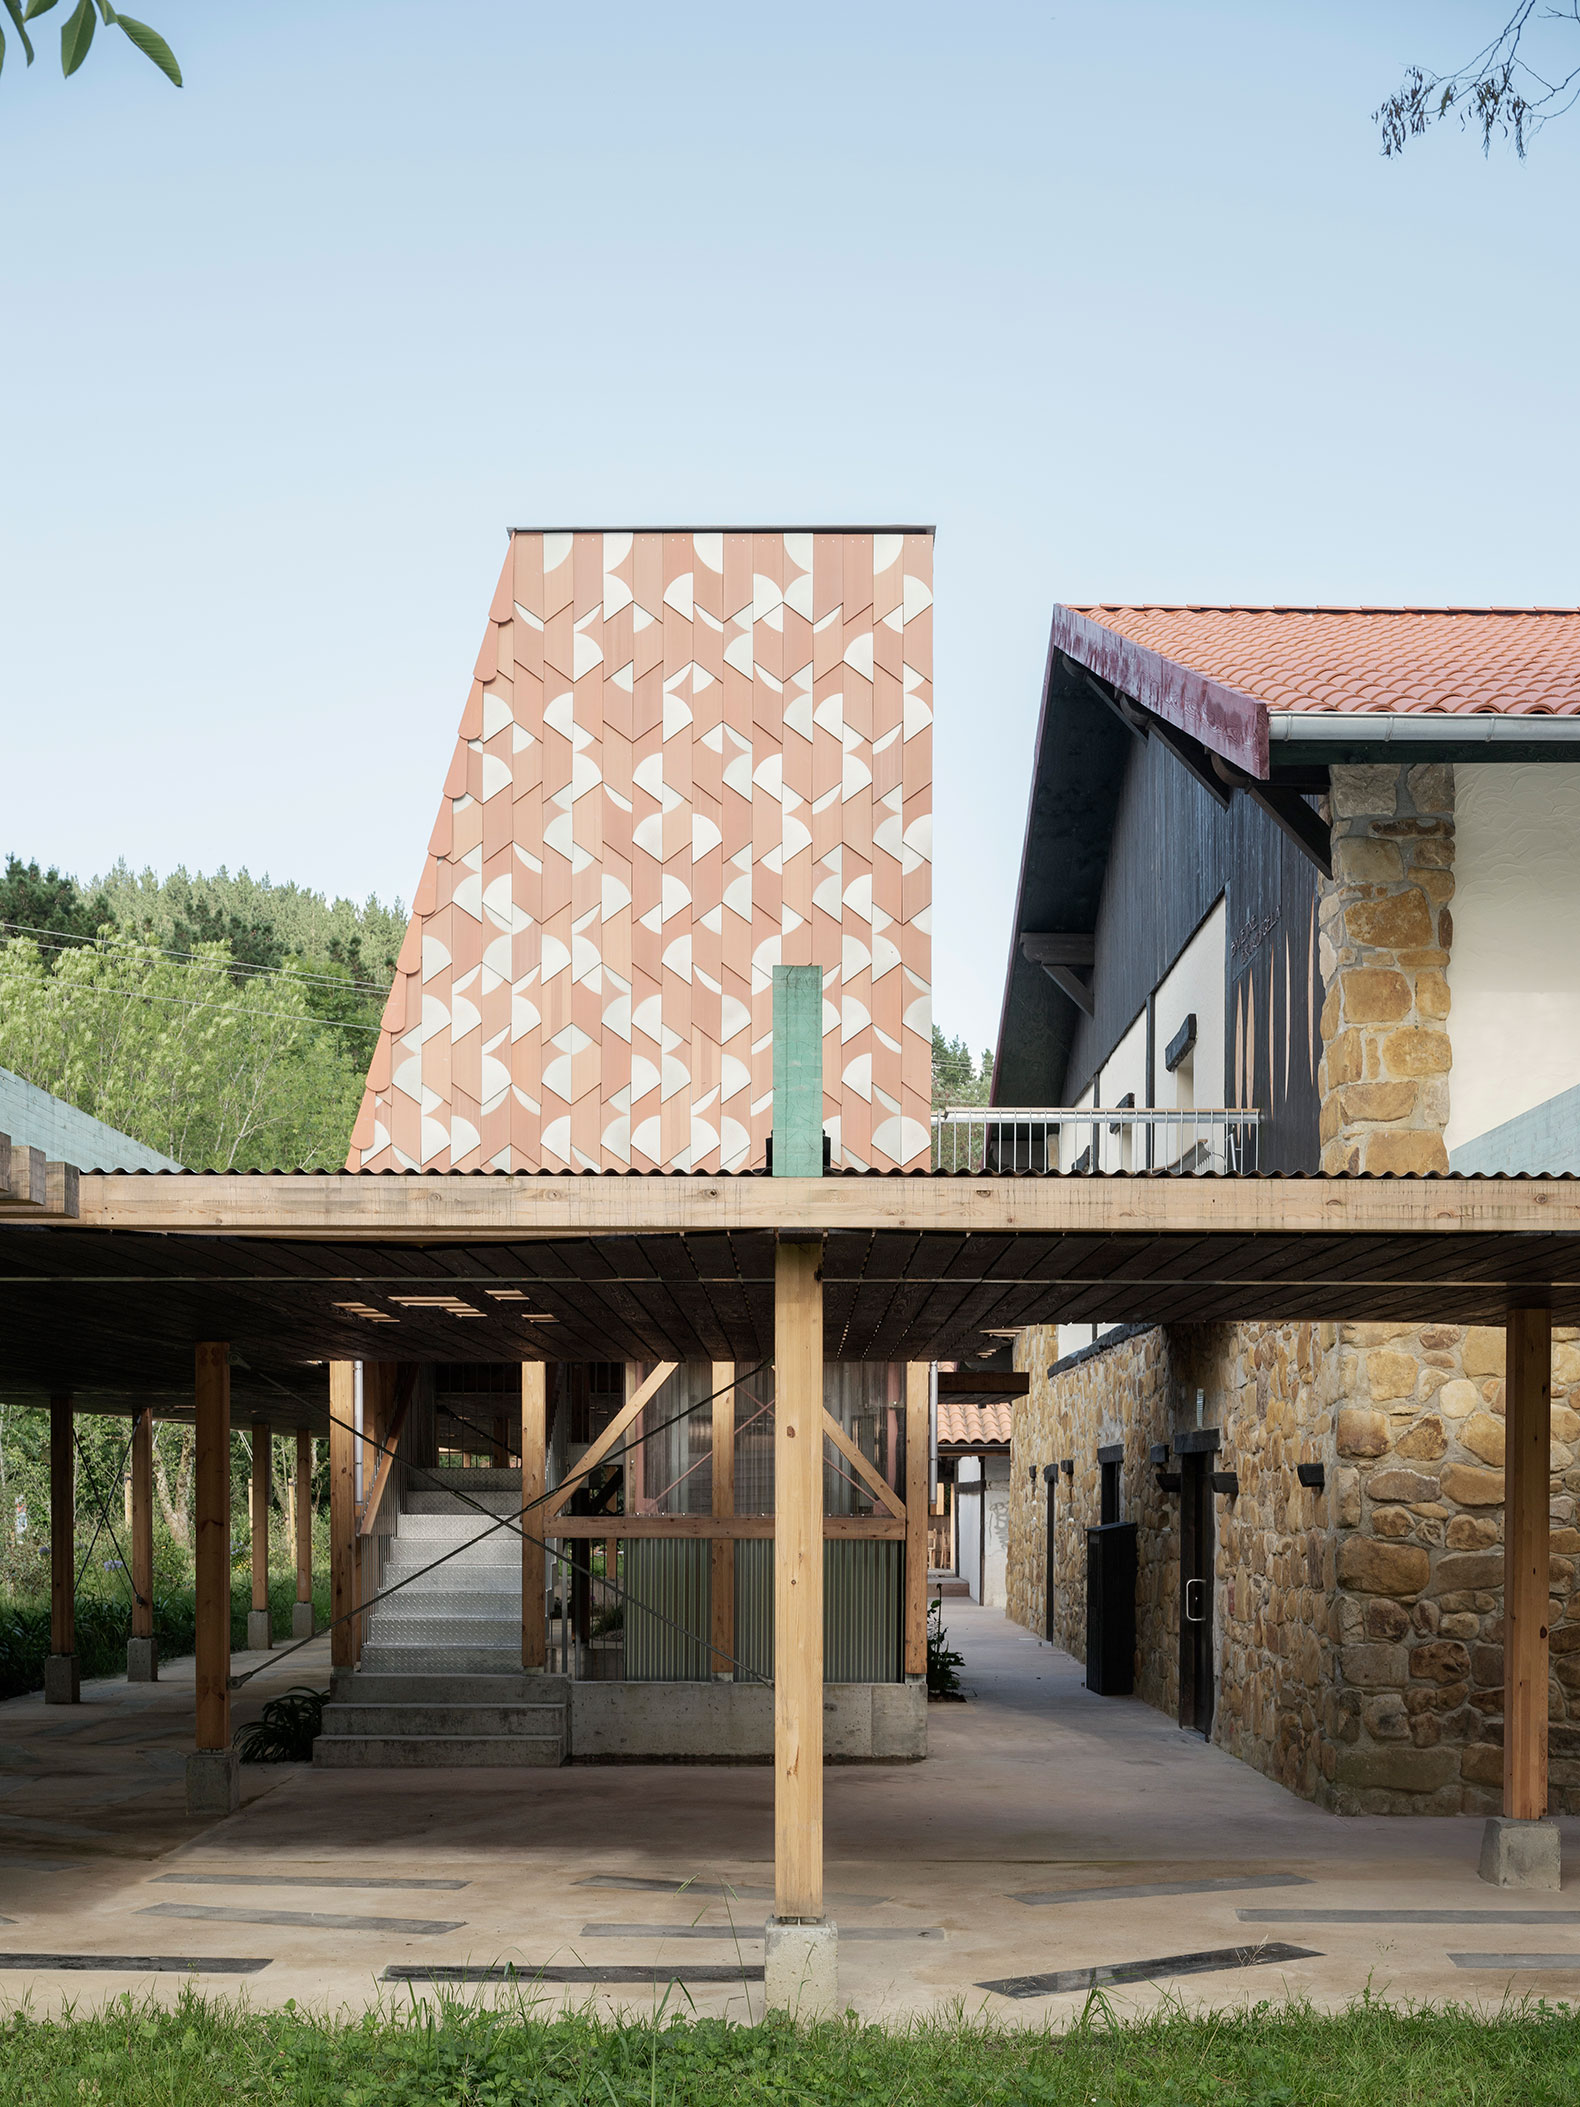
[[930, 1106, 1262, 1175]]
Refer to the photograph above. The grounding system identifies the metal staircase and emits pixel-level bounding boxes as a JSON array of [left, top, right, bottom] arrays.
[[314, 1470, 568, 1768]]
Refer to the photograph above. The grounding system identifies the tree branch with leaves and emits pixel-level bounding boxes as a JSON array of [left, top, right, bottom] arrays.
[[0, 0, 179, 87], [1376, 2, 1580, 157]]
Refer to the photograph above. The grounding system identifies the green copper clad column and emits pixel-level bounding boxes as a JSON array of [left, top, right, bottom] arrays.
[[772, 965, 825, 1176]]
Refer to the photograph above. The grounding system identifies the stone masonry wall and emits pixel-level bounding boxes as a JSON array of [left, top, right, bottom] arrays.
[[1318, 763, 1454, 1174]]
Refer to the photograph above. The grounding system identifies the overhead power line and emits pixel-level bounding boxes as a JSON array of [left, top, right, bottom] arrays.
[[0, 918, 396, 998]]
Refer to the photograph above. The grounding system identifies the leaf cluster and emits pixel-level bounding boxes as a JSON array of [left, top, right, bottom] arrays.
[[1375, 1, 1580, 158], [0, 0, 179, 87], [931, 1025, 993, 1110]]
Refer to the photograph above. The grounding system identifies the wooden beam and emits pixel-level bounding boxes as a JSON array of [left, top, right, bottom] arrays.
[[130, 1406, 153, 1642], [542, 1359, 676, 1519], [250, 1420, 271, 1637], [193, 1343, 230, 1752], [711, 1361, 735, 1676], [357, 1366, 415, 1540], [775, 1237, 824, 1923], [1505, 1308, 1553, 1822], [48, 1393, 74, 1662], [1019, 933, 1096, 966], [521, 1361, 546, 1670], [329, 1361, 356, 1672], [65, 1168, 1580, 1241], [904, 1364, 929, 1677], [821, 1408, 906, 1522], [540, 1514, 904, 1539], [294, 1429, 313, 1615]]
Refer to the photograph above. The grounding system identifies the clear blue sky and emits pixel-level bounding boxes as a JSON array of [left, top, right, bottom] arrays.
[[3, 2, 1576, 1050]]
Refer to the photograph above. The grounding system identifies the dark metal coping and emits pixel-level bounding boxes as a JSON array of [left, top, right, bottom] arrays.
[[506, 524, 935, 536]]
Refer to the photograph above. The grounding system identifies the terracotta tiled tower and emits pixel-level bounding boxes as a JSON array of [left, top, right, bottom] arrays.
[[348, 528, 935, 1173]]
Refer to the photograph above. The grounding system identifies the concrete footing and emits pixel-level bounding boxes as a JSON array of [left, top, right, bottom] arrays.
[[126, 1637, 158, 1683], [185, 1746, 240, 1818], [291, 1601, 315, 1640], [43, 1654, 79, 1705], [763, 1917, 838, 2015], [246, 1610, 273, 1652], [1480, 1814, 1561, 1889]]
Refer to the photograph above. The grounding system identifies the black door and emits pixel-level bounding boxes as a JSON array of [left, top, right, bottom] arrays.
[[1178, 1453, 1215, 1737], [1043, 1465, 1057, 1640]]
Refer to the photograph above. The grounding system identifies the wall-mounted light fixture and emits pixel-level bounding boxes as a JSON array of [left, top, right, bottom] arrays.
[[1059, 1457, 1074, 1478], [1209, 1469, 1240, 1498], [1296, 1462, 1326, 1491]]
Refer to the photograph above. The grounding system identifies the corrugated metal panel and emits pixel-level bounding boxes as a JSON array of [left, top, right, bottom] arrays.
[[731, 1540, 902, 1684], [623, 1540, 712, 1681]]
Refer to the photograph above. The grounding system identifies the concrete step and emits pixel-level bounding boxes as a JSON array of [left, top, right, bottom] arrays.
[[321, 1702, 565, 1736], [334, 1672, 569, 1705], [314, 1733, 565, 1769], [359, 1644, 530, 1675]]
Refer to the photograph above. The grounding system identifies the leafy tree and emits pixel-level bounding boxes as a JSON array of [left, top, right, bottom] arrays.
[[1376, 2, 1580, 157], [0, 855, 112, 965], [1, 0, 179, 87], [931, 1026, 993, 1109]]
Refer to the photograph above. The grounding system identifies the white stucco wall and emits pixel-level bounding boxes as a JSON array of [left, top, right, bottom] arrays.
[[1446, 765, 1580, 1155], [1155, 896, 1227, 1165], [1096, 1008, 1148, 1172]]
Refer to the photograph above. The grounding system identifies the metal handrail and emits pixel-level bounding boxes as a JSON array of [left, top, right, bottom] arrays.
[[930, 1105, 1263, 1175]]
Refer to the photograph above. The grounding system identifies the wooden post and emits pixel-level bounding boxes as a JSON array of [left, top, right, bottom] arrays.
[[711, 1361, 735, 1677], [293, 1430, 313, 1637], [46, 1393, 78, 1703], [1505, 1307, 1553, 1821], [330, 1362, 357, 1673], [126, 1406, 157, 1681], [774, 1237, 824, 1921], [193, 1343, 231, 1752], [904, 1364, 929, 1678], [521, 1361, 546, 1670], [249, 1421, 272, 1651]]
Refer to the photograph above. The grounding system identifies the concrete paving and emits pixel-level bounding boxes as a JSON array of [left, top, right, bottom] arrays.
[[0, 1604, 1578, 2022]]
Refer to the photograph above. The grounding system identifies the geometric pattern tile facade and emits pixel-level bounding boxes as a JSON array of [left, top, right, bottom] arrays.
[[348, 529, 934, 1173]]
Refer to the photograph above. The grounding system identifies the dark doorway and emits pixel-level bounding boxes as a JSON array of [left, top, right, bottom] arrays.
[[1042, 1464, 1057, 1639], [1178, 1451, 1215, 1737]]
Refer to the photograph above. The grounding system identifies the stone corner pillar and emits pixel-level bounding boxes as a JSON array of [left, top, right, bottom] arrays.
[[1318, 762, 1454, 1175]]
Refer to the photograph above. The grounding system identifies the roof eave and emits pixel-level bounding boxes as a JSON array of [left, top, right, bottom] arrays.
[[1050, 605, 1270, 779]]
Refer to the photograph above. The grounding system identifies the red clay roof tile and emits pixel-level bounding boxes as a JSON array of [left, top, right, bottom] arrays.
[[1067, 606, 1580, 717], [936, 1399, 1014, 1446]]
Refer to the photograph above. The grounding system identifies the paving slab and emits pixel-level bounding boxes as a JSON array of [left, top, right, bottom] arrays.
[[0, 1605, 1575, 2021]]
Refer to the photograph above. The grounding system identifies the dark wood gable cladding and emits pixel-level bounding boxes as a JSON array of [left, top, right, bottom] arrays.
[[996, 652, 1323, 1172]]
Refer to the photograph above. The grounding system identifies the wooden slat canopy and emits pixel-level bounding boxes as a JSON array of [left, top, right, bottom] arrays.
[[4, 1171, 1580, 1424]]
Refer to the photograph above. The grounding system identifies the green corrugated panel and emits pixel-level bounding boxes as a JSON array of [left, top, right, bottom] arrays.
[[624, 1539, 712, 1681], [731, 1539, 902, 1683], [772, 964, 824, 1175]]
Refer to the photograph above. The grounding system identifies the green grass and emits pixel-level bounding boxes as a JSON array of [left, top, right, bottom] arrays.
[[0, 1991, 1578, 2105]]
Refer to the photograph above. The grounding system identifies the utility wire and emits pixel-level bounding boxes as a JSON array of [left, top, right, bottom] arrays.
[[0, 918, 395, 998], [2, 973, 384, 1035]]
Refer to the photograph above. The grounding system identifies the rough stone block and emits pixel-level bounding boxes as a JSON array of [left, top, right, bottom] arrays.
[[1346, 891, 1434, 951], [1335, 1744, 1458, 1792], [1437, 1379, 1478, 1419], [1333, 839, 1405, 885], [1330, 764, 1402, 820], [185, 1747, 240, 1819], [1434, 1550, 1504, 1592], [1340, 1080, 1417, 1123], [1396, 1416, 1448, 1461], [1445, 1515, 1498, 1550], [1409, 1639, 1471, 1684], [1364, 1597, 1411, 1639], [126, 1637, 158, 1683], [1480, 1816, 1562, 1890], [1364, 1130, 1450, 1177], [1369, 1468, 1439, 1503], [1406, 762, 1454, 815], [1462, 1328, 1506, 1379], [1441, 1463, 1505, 1507], [1337, 970, 1412, 1024], [1367, 1350, 1420, 1402], [764, 1918, 838, 2016], [1342, 1642, 1409, 1686], [1337, 1538, 1429, 1595], [292, 1602, 315, 1640], [1379, 1027, 1452, 1077], [43, 1654, 79, 1705], [1415, 969, 1451, 1019], [1338, 1407, 1389, 1458]]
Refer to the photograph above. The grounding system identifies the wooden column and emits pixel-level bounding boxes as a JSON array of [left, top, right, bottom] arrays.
[[130, 1408, 154, 1642], [1505, 1308, 1553, 1821], [48, 1393, 75, 1676], [329, 1362, 357, 1672], [711, 1361, 735, 1676], [903, 1364, 929, 1677], [521, 1361, 546, 1670], [774, 1237, 824, 1922], [193, 1343, 231, 1752], [249, 1421, 272, 1649], [295, 1431, 313, 1601]]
